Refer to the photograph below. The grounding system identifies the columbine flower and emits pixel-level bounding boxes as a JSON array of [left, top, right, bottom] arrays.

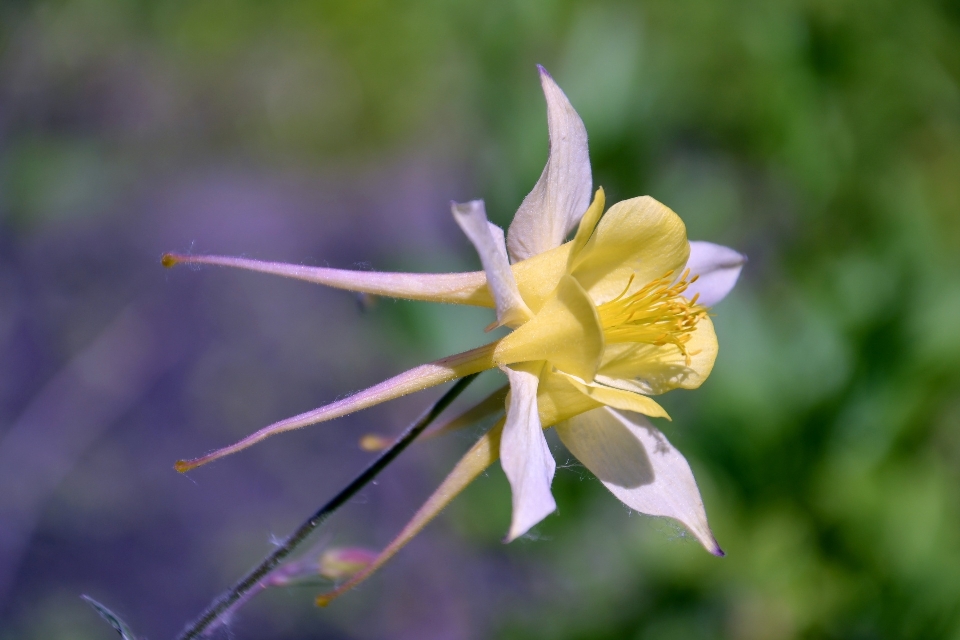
[[164, 66, 744, 595]]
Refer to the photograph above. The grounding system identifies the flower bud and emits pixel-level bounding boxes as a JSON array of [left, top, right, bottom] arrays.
[[318, 547, 376, 581]]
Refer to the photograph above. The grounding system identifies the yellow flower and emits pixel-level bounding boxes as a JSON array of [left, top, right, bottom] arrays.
[[164, 66, 745, 596]]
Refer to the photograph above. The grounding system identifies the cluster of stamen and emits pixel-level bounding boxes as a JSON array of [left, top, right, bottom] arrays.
[[597, 269, 708, 365]]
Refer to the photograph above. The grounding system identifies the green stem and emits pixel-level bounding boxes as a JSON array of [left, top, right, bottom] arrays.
[[176, 373, 479, 640]]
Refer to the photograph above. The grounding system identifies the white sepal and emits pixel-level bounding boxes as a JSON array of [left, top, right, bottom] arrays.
[[556, 408, 723, 555], [453, 200, 533, 328], [507, 66, 592, 262], [500, 363, 557, 542], [684, 241, 746, 307]]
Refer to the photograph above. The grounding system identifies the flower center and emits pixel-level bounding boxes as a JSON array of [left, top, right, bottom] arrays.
[[596, 270, 707, 365]]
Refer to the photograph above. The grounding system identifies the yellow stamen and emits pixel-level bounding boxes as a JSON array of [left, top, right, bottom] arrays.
[[596, 270, 707, 366]]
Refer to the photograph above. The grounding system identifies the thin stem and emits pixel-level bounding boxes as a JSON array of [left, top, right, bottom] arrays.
[[176, 373, 479, 640]]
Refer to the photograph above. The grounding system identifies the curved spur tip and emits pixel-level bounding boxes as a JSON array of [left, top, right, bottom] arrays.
[[536, 64, 552, 79], [174, 459, 198, 473]]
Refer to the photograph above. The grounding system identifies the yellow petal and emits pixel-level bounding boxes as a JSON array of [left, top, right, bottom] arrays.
[[570, 196, 690, 305], [316, 420, 504, 607], [511, 242, 572, 313], [535, 367, 602, 427], [597, 315, 719, 395], [566, 187, 605, 271], [558, 372, 671, 419], [494, 275, 604, 382]]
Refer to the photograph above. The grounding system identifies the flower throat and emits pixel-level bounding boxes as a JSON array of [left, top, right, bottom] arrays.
[[597, 270, 707, 365]]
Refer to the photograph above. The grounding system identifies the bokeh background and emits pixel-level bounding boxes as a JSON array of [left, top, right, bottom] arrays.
[[2, 0, 960, 638]]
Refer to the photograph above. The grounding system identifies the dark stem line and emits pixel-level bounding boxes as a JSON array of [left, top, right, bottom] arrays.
[[176, 373, 479, 640]]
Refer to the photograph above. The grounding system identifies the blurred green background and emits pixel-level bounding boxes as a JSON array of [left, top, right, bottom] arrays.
[[2, 0, 960, 638]]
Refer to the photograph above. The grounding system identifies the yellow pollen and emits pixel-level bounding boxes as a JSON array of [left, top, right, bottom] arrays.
[[596, 269, 707, 366]]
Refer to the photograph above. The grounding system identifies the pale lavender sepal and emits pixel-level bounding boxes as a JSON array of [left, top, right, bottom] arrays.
[[684, 241, 746, 307], [500, 364, 557, 542], [452, 200, 533, 327], [556, 408, 723, 555], [506, 66, 592, 263], [162, 253, 490, 305]]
